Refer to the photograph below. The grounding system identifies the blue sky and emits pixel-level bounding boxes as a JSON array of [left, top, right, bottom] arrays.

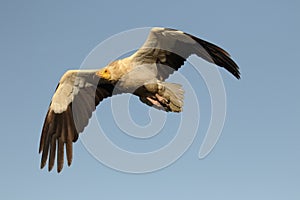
[[1, 0, 299, 199]]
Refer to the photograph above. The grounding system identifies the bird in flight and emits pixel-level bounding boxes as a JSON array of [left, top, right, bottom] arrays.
[[39, 27, 240, 173]]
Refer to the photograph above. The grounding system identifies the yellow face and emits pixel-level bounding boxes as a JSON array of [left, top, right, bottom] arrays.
[[96, 68, 111, 80]]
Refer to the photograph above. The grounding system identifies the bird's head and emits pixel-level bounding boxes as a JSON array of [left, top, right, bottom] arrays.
[[96, 67, 111, 80], [96, 61, 124, 82]]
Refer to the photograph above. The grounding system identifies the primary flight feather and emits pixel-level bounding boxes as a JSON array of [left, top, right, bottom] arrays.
[[39, 27, 240, 172]]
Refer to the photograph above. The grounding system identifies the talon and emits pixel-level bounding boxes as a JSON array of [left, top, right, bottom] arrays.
[[146, 97, 161, 107], [146, 97, 166, 111], [155, 94, 169, 104]]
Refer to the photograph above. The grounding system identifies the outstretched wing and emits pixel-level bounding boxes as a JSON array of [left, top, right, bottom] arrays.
[[130, 27, 240, 80], [39, 70, 114, 172]]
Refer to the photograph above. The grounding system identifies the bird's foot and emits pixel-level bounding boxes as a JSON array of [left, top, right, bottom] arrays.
[[146, 96, 168, 111], [155, 94, 169, 105]]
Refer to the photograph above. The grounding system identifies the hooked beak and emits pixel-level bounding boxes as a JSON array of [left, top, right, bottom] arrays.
[[95, 70, 103, 78], [96, 68, 111, 80]]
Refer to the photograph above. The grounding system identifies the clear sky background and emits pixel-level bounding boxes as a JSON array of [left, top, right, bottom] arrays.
[[1, 0, 299, 199]]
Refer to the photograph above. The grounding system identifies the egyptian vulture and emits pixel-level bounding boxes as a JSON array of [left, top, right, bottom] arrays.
[[39, 27, 240, 172]]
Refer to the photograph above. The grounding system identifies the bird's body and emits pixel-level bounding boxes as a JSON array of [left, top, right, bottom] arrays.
[[39, 27, 240, 172]]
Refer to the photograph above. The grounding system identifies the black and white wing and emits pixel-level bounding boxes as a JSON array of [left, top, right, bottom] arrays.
[[39, 70, 114, 172], [130, 27, 240, 80]]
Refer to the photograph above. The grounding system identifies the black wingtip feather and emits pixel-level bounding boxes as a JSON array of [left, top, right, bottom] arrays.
[[57, 139, 64, 173], [65, 106, 75, 167], [40, 111, 57, 169], [39, 109, 51, 153], [187, 34, 241, 79], [48, 136, 56, 171]]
